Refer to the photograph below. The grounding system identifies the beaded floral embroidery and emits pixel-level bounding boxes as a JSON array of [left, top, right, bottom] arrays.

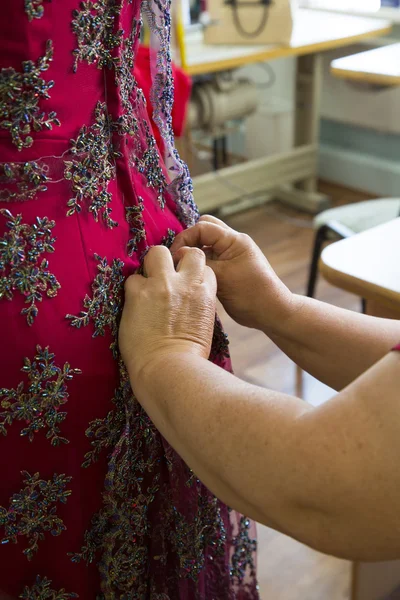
[[0, 161, 50, 203], [71, 0, 124, 73], [0, 345, 81, 445], [170, 497, 227, 580], [132, 120, 167, 209], [114, 33, 142, 139], [0, 40, 60, 151], [0, 471, 71, 561], [0, 209, 60, 325], [160, 228, 176, 249], [25, 0, 50, 21], [126, 197, 146, 256], [20, 576, 78, 600], [66, 253, 125, 358], [230, 517, 257, 584], [64, 102, 119, 228], [72, 360, 228, 595]]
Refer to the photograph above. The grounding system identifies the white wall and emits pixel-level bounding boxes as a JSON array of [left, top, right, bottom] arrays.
[[320, 43, 400, 134]]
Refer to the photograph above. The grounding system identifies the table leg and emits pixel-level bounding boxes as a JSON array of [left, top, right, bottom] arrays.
[[275, 53, 330, 214]]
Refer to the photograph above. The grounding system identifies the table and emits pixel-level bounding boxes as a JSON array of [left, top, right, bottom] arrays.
[[321, 217, 400, 319], [185, 9, 392, 214], [331, 42, 400, 86]]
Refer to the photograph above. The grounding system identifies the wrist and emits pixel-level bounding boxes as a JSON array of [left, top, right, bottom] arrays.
[[254, 275, 299, 336], [125, 343, 206, 396]]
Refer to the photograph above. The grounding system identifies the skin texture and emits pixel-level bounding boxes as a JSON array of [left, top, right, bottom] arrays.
[[119, 215, 400, 562]]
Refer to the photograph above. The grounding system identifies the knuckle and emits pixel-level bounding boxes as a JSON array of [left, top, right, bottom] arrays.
[[237, 232, 252, 247], [190, 247, 205, 259], [124, 274, 137, 293]]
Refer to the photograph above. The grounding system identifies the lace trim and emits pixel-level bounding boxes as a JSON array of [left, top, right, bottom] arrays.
[[142, 0, 198, 226]]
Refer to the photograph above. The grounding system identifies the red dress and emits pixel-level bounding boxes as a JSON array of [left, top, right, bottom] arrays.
[[0, 1, 259, 598]]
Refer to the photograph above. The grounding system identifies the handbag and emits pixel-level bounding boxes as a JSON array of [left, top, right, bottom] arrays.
[[204, 0, 294, 46]]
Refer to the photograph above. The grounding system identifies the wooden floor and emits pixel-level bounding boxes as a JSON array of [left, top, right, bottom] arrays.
[[214, 182, 376, 600]]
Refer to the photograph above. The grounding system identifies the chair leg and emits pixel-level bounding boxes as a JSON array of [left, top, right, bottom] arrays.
[[361, 298, 367, 314], [306, 225, 329, 298]]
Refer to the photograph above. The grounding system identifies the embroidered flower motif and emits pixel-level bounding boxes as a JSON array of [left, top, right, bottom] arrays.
[[0, 209, 60, 325], [160, 228, 176, 249], [0, 40, 60, 151], [64, 102, 119, 229], [170, 499, 227, 580], [20, 575, 78, 599], [0, 161, 50, 203], [0, 345, 81, 445], [114, 33, 141, 138], [25, 0, 50, 21], [132, 120, 167, 209], [126, 197, 146, 256], [230, 517, 257, 584], [71, 0, 123, 73], [0, 471, 72, 561], [66, 254, 125, 358]]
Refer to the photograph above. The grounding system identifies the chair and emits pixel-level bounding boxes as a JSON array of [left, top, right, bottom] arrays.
[[306, 198, 400, 307]]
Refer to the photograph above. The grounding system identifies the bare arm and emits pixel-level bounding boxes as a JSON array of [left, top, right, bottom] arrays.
[[132, 348, 400, 562], [264, 293, 400, 390]]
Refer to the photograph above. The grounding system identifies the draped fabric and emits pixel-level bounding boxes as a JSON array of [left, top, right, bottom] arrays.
[[0, 1, 259, 598]]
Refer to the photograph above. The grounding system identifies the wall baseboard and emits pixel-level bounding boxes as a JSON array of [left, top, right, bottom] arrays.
[[318, 144, 400, 197]]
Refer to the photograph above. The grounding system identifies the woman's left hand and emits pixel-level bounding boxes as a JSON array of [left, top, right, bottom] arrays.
[[119, 245, 217, 385]]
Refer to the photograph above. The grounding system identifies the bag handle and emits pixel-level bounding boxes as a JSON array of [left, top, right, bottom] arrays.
[[224, 0, 273, 39]]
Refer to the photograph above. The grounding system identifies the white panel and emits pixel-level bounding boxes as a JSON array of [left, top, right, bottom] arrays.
[[319, 143, 400, 196], [321, 45, 400, 134]]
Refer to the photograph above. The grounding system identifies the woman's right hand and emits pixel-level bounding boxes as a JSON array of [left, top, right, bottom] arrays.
[[171, 215, 294, 332]]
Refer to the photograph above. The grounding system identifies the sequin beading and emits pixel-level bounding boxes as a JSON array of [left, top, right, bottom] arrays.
[[0, 209, 60, 325], [20, 575, 78, 599], [0, 40, 60, 151], [0, 471, 72, 560], [0, 345, 81, 445]]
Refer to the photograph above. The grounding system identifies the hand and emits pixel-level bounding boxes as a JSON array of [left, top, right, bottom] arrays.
[[171, 215, 293, 331], [119, 245, 217, 385]]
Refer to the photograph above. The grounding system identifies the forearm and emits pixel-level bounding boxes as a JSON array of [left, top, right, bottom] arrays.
[[263, 293, 400, 390], [130, 351, 400, 561], [131, 353, 322, 539]]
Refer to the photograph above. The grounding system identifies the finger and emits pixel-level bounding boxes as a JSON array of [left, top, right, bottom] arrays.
[[144, 245, 175, 278], [200, 214, 231, 230], [170, 221, 236, 256], [124, 274, 146, 298], [176, 247, 206, 282]]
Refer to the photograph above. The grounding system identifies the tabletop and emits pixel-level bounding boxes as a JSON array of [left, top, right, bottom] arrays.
[[320, 218, 400, 311], [331, 42, 400, 86], [184, 9, 392, 76]]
